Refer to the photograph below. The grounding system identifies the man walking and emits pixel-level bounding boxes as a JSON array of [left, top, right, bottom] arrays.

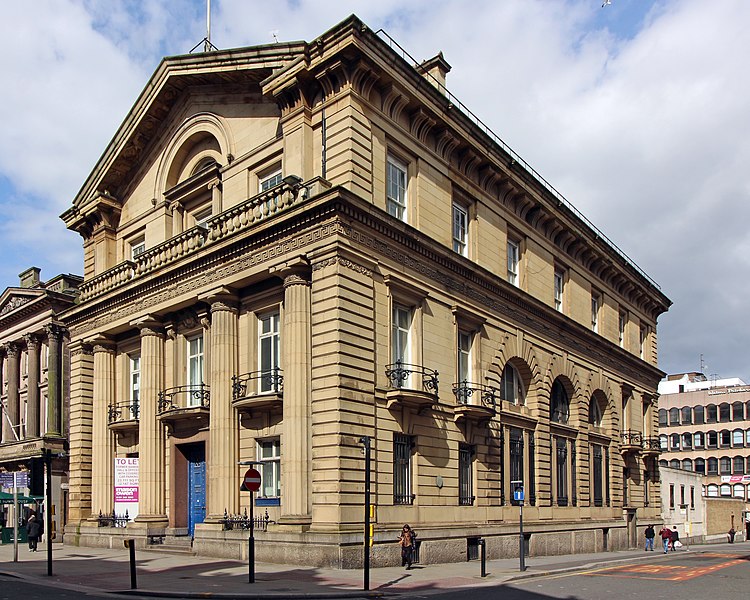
[[659, 525, 672, 553], [644, 524, 655, 551]]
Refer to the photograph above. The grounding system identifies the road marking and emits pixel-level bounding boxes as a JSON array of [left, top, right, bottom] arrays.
[[582, 555, 747, 582]]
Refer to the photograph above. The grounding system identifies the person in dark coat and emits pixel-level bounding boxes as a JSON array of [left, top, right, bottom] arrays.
[[26, 514, 42, 552], [669, 526, 680, 551], [644, 524, 655, 551], [397, 524, 416, 569]]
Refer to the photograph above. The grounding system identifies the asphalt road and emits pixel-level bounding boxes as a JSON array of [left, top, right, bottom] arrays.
[[425, 547, 750, 600]]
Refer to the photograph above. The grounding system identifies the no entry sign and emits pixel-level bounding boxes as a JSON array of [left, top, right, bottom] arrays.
[[243, 468, 261, 492]]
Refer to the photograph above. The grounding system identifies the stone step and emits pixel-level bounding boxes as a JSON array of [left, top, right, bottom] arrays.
[[143, 544, 196, 556]]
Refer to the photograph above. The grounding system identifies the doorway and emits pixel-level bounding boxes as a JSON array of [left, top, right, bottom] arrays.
[[183, 444, 206, 537]]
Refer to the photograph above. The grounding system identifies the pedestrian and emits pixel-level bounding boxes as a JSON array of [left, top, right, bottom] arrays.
[[670, 526, 679, 551], [728, 527, 736, 543], [26, 514, 41, 552], [659, 525, 672, 553], [644, 524, 655, 551], [397, 524, 416, 569]]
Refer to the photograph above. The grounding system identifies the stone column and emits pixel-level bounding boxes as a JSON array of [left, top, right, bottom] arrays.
[[280, 267, 312, 524], [133, 318, 168, 526], [5, 343, 20, 442], [202, 289, 239, 521], [0, 349, 8, 443], [46, 324, 65, 436], [91, 337, 116, 515], [25, 334, 41, 438]]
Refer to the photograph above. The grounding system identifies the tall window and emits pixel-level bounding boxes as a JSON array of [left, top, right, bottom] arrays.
[[509, 428, 524, 500], [501, 363, 524, 406], [591, 293, 600, 332], [618, 311, 627, 348], [554, 269, 565, 312], [556, 437, 569, 506], [589, 396, 603, 427], [669, 484, 675, 509], [391, 304, 412, 382], [733, 401, 744, 421], [187, 335, 204, 402], [129, 353, 140, 419], [720, 457, 731, 475], [680, 485, 685, 506], [386, 155, 407, 220], [592, 444, 603, 507], [694, 405, 705, 424], [452, 203, 468, 256], [707, 457, 718, 474], [458, 444, 474, 506], [733, 429, 744, 447], [690, 486, 695, 509], [706, 404, 717, 423], [393, 433, 414, 505], [507, 240, 520, 286], [681, 406, 692, 424], [720, 403, 731, 422], [550, 379, 570, 424], [639, 325, 648, 359], [733, 456, 745, 474], [694, 458, 706, 474], [457, 330, 472, 384], [258, 312, 280, 393], [257, 439, 281, 498]]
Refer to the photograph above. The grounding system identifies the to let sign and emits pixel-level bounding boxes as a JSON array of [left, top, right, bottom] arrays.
[[243, 468, 261, 492]]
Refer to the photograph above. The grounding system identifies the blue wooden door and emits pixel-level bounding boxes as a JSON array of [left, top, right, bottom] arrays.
[[187, 445, 206, 537]]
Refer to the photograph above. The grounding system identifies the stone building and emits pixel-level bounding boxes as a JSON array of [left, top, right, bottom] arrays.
[[60, 16, 670, 566], [0, 267, 82, 538]]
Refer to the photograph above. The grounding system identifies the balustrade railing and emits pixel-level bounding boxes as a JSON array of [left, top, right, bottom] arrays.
[[108, 401, 139, 423], [157, 384, 210, 413], [232, 368, 284, 399], [385, 360, 439, 396], [452, 381, 499, 410]]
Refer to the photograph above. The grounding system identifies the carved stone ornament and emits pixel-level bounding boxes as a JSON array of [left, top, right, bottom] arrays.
[[0, 296, 32, 316], [282, 272, 310, 289]]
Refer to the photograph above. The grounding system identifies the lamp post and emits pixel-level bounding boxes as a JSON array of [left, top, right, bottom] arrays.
[[359, 436, 371, 592]]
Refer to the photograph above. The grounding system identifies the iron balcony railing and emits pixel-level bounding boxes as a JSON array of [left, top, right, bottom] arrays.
[[97, 509, 131, 528], [385, 360, 439, 395], [232, 368, 284, 399], [621, 430, 643, 446], [157, 384, 210, 413], [220, 509, 273, 532], [452, 381, 499, 410], [108, 401, 139, 423]]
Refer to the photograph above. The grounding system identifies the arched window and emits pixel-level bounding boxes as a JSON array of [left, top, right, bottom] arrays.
[[720, 456, 732, 475], [659, 459, 668, 468], [669, 459, 680, 469], [681, 406, 692, 424], [707, 457, 719, 474], [733, 484, 746, 499], [693, 405, 704, 424], [733, 401, 744, 421], [694, 458, 706, 474], [659, 434, 668, 450], [588, 395, 603, 427], [670, 433, 680, 450], [707, 431, 718, 448], [669, 407, 680, 425], [681, 433, 692, 449], [719, 403, 731, 422], [550, 379, 570, 424], [720, 430, 732, 447], [720, 484, 731, 496], [682, 458, 693, 471], [733, 429, 744, 447], [733, 456, 745, 474], [707, 404, 717, 423], [707, 484, 718, 497], [658, 409, 667, 427], [501, 363, 525, 406], [694, 431, 705, 448]]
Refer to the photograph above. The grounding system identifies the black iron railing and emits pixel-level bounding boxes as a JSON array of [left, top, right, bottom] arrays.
[[452, 381, 499, 410], [385, 360, 439, 395], [97, 509, 130, 528], [220, 509, 273, 531], [157, 384, 210, 413], [621, 430, 643, 446], [108, 401, 139, 423], [232, 368, 284, 399]]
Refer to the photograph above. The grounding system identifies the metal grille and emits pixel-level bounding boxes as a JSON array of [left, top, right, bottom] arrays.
[[458, 444, 474, 506], [592, 445, 603, 507], [394, 433, 414, 505], [510, 428, 523, 504], [556, 437, 568, 507]]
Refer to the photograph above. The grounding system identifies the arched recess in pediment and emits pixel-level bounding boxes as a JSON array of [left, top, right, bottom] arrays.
[[154, 112, 234, 197]]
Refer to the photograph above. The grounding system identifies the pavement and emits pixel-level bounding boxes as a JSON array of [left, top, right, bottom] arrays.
[[0, 538, 745, 598]]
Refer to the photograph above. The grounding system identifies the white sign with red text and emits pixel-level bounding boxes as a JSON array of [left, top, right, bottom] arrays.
[[114, 457, 139, 520]]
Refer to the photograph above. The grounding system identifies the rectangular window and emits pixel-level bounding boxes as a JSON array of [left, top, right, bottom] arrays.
[[669, 484, 675, 509], [131, 239, 146, 260], [690, 486, 695, 509], [458, 444, 474, 506], [129, 353, 140, 420], [640, 325, 648, 359], [592, 444, 603, 507], [257, 439, 281, 498], [393, 433, 414, 505], [556, 437, 568, 506], [591, 293, 600, 332], [391, 304, 412, 375], [187, 335, 204, 400], [507, 239, 520, 286], [457, 330, 472, 384], [510, 428, 524, 503], [260, 170, 282, 192], [618, 311, 627, 348], [194, 207, 212, 228], [680, 484, 685, 506], [452, 203, 468, 256], [554, 269, 565, 312], [258, 312, 280, 393], [386, 155, 407, 220]]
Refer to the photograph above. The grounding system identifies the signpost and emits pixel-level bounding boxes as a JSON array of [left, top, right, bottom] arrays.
[[511, 480, 526, 572], [359, 436, 372, 592], [242, 467, 261, 584]]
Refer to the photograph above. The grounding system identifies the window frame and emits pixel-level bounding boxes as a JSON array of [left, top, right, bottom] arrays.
[[129, 353, 141, 420], [452, 201, 469, 256], [507, 238, 520, 287], [186, 334, 204, 401], [258, 311, 281, 394], [257, 438, 281, 499], [458, 443, 475, 506], [393, 433, 414, 505], [554, 268, 565, 312], [386, 154, 408, 221], [591, 292, 600, 333], [501, 363, 525, 406]]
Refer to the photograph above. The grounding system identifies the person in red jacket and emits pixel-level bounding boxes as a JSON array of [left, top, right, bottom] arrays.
[[659, 525, 672, 553]]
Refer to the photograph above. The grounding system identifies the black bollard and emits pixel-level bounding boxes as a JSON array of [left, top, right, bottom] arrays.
[[480, 539, 487, 577], [125, 539, 137, 589]]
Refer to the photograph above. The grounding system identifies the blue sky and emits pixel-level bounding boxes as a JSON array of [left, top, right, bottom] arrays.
[[2, 0, 750, 382]]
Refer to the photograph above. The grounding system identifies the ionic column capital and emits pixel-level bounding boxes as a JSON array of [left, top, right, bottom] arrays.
[[89, 335, 117, 355], [199, 286, 239, 315], [131, 316, 166, 339]]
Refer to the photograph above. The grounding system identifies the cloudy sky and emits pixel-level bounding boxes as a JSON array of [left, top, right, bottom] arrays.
[[1, 0, 748, 382]]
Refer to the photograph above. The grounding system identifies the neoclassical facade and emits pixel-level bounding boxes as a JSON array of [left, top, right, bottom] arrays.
[[0, 267, 81, 537], [60, 16, 670, 566]]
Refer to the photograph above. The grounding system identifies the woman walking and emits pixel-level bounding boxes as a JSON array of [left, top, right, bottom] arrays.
[[398, 524, 416, 569]]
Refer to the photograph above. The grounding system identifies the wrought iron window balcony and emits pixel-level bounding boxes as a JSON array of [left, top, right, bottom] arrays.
[[232, 369, 284, 413], [157, 384, 210, 413], [107, 401, 139, 430], [452, 381, 498, 424], [459, 495, 476, 507], [97, 509, 131, 528], [393, 492, 416, 506], [385, 360, 439, 412], [641, 436, 662, 454]]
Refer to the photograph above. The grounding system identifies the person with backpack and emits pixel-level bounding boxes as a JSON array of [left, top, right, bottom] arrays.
[[397, 524, 416, 569]]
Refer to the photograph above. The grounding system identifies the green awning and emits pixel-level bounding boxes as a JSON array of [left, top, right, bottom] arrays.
[[0, 491, 43, 505]]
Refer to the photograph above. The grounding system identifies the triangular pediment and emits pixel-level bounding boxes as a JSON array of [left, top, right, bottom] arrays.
[[0, 287, 46, 320]]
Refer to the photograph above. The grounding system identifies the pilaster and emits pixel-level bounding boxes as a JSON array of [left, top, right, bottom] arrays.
[[91, 336, 116, 515], [5, 343, 20, 442]]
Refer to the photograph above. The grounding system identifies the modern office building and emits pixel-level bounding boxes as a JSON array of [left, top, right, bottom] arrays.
[[658, 372, 750, 503], [0, 267, 82, 538], [60, 15, 670, 566]]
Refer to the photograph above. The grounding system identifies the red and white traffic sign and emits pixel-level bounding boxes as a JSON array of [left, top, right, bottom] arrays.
[[243, 468, 261, 492]]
